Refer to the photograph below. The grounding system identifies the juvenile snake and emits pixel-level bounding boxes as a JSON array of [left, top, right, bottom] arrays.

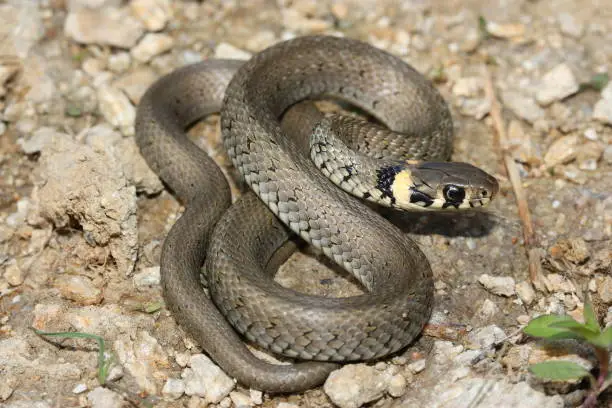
[[135, 36, 498, 393]]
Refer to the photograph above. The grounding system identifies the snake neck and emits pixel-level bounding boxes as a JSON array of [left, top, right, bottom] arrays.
[[310, 116, 416, 209]]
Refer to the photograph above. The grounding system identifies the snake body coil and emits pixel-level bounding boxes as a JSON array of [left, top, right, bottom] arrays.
[[135, 36, 498, 393]]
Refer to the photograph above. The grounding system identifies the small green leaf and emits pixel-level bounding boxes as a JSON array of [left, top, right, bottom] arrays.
[[579, 72, 610, 92], [144, 301, 164, 313], [590, 326, 612, 349], [65, 104, 83, 117], [590, 73, 609, 91], [550, 320, 601, 344], [523, 314, 583, 340], [583, 299, 601, 333], [478, 16, 490, 39], [529, 361, 591, 381]]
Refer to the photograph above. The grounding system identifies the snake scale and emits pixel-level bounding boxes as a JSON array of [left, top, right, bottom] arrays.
[[135, 35, 498, 393]]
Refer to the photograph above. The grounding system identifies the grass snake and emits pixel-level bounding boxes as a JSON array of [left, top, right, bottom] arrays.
[[135, 35, 499, 393]]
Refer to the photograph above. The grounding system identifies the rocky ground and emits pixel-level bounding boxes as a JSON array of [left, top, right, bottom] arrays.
[[1, 0, 611, 407]]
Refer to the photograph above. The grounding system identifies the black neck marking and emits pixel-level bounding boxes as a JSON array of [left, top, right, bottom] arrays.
[[376, 165, 403, 204]]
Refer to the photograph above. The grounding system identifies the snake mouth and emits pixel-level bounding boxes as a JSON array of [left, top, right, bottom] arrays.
[[468, 197, 491, 208]]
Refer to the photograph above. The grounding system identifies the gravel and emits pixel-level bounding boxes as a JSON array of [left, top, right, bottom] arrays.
[[0, 0, 610, 407]]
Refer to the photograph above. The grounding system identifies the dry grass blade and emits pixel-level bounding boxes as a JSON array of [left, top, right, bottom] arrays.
[[483, 66, 541, 286]]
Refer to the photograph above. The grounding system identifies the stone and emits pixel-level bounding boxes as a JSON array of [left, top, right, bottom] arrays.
[[162, 378, 185, 400], [593, 83, 612, 125], [536, 64, 579, 105], [324, 364, 392, 408], [214, 43, 252, 60], [486, 21, 526, 38], [131, 33, 174, 63], [87, 387, 124, 408], [502, 91, 545, 123], [387, 374, 407, 397], [478, 274, 516, 297], [113, 68, 157, 104], [407, 359, 426, 374], [133, 266, 160, 287], [114, 331, 169, 394], [108, 52, 132, 73], [182, 354, 235, 404], [229, 391, 253, 407], [54, 275, 103, 305], [4, 261, 24, 286], [64, 8, 144, 48], [467, 325, 506, 349], [431, 378, 563, 408], [558, 13, 583, 38], [515, 281, 536, 305], [96, 85, 136, 136], [543, 135, 579, 167], [597, 276, 612, 304], [130, 0, 171, 31]]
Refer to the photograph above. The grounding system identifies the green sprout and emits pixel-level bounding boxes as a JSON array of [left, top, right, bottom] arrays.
[[478, 16, 491, 40], [579, 73, 609, 92], [523, 299, 612, 408], [34, 329, 113, 385]]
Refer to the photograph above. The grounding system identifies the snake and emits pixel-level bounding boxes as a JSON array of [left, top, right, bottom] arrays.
[[135, 35, 499, 393]]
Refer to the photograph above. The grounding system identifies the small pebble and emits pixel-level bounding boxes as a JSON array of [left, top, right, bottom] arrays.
[[549, 237, 590, 264], [324, 364, 391, 408], [387, 374, 407, 397], [64, 8, 144, 48], [536, 63, 579, 105], [544, 135, 579, 167], [130, 0, 170, 31], [87, 387, 124, 408], [4, 261, 24, 286], [501, 90, 545, 123], [558, 12, 583, 38], [55, 275, 103, 305], [486, 21, 526, 38], [467, 325, 506, 349], [517, 315, 531, 325], [214, 43, 252, 60], [96, 85, 136, 136], [182, 354, 235, 403], [593, 83, 612, 125], [131, 33, 174, 63], [72, 383, 88, 394], [476, 299, 500, 321], [249, 389, 263, 405], [597, 276, 612, 304], [108, 52, 132, 73], [478, 274, 516, 297], [583, 128, 598, 140], [229, 391, 253, 407], [545, 273, 576, 293], [133, 266, 160, 287], [515, 281, 536, 305], [162, 378, 185, 400], [407, 359, 426, 374], [502, 344, 532, 369]]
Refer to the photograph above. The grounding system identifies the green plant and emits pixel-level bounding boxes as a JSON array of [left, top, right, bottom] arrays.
[[34, 329, 113, 385], [523, 300, 612, 407]]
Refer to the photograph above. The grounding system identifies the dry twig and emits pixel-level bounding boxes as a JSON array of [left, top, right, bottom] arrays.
[[483, 66, 543, 288]]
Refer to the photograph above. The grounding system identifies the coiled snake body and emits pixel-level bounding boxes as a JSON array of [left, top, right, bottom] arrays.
[[135, 36, 498, 393]]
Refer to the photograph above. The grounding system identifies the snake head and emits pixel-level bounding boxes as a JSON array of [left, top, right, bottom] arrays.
[[392, 161, 499, 210]]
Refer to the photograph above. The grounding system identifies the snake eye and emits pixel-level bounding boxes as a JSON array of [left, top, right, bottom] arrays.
[[443, 185, 465, 203]]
